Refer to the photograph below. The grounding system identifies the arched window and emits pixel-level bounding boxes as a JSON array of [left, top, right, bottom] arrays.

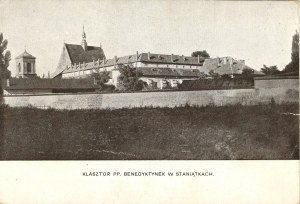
[[27, 63, 31, 73], [18, 63, 21, 73]]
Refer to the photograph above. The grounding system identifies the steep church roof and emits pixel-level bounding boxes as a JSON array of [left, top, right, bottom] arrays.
[[15, 50, 36, 59], [51, 27, 106, 78], [65, 43, 106, 64]]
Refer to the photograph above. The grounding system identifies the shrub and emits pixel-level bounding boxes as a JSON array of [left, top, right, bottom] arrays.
[[117, 64, 144, 91]]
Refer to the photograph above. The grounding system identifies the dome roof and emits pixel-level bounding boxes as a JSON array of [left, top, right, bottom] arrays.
[[15, 50, 36, 59]]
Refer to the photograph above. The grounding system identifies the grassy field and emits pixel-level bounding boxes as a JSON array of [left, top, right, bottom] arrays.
[[0, 103, 298, 160]]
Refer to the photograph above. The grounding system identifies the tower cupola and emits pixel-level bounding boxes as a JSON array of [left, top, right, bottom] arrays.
[[15, 49, 37, 78]]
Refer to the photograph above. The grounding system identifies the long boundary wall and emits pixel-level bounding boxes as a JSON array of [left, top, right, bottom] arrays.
[[2, 76, 298, 109], [2, 86, 298, 110]]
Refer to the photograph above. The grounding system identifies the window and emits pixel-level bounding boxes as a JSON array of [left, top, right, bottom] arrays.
[[18, 63, 21, 73], [27, 63, 31, 73]]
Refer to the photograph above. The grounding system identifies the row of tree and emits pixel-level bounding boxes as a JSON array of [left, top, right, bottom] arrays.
[[0, 33, 11, 95], [259, 31, 298, 75]]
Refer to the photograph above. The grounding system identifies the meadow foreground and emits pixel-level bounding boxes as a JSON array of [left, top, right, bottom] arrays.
[[0, 103, 298, 160]]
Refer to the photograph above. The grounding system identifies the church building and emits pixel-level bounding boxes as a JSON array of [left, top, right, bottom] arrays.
[[51, 26, 106, 78]]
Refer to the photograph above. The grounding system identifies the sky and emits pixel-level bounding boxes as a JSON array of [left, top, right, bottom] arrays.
[[0, 0, 299, 77]]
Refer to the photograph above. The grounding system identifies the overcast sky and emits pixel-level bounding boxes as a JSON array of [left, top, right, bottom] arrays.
[[0, 0, 299, 76]]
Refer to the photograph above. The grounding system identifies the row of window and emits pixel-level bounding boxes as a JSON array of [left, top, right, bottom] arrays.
[[142, 63, 199, 69]]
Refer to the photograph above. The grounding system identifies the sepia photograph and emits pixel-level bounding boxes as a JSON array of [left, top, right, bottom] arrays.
[[0, 0, 298, 161], [0, 0, 299, 203]]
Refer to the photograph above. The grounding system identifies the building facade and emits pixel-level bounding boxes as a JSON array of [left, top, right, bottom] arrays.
[[51, 29, 261, 89], [15, 50, 37, 78], [58, 52, 205, 88]]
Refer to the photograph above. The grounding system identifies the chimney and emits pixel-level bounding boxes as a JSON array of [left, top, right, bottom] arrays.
[[6, 79, 10, 87], [171, 54, 174, 62], [93, 77, 97, 85], [197, 55, 200, 63], [136, 51, 139, 60], [147, 52, 150, 60], [98, 58, 100, 65]]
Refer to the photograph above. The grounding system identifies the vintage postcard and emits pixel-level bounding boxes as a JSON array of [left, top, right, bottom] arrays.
[[0, 0, 299, 203]]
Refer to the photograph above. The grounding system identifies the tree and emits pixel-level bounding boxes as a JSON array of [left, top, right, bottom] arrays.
[[221, 74, 232, 79], [282, 31, 299, 74], [191, 50, 210, 58], [208, 70, 220, 79], [242, 68, 255, 77], [90, 69, 113, 91], [117, 64, 145, 91], [260, 65, 280, 75], [0, 33, 11, 95]]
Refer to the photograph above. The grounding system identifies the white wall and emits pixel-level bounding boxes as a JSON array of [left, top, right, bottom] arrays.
[[3, 87, 298, 110]]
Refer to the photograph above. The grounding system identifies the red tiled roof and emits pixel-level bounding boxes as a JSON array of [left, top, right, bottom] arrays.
[[3, 78, 99, 90]]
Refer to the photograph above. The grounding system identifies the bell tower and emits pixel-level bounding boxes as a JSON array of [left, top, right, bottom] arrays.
[[15, 50, 37, 78]]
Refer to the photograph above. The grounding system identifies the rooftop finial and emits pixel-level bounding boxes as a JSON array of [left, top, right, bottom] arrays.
[[82, 25, 86, 38], [81, 25, 87, 51]]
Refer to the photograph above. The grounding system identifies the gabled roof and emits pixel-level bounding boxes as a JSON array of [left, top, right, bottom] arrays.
[[65, 44, 106, 64], [62, 52, 204, 74], [201, 58, 264, 75], [3, 78, 100, 90], [50, 68, 65, 78], [15, 50, 36, 59], [138, 53, 205, 65]]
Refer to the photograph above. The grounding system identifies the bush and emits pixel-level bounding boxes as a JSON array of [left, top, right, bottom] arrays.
[[117, 64, 144, 91], [90, 70, 115, 92]]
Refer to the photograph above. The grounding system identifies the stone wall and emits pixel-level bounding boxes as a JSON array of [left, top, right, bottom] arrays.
[[254, 76, 299, 89], [3, 86, 298, 110], [3, 76, 298, 110]]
